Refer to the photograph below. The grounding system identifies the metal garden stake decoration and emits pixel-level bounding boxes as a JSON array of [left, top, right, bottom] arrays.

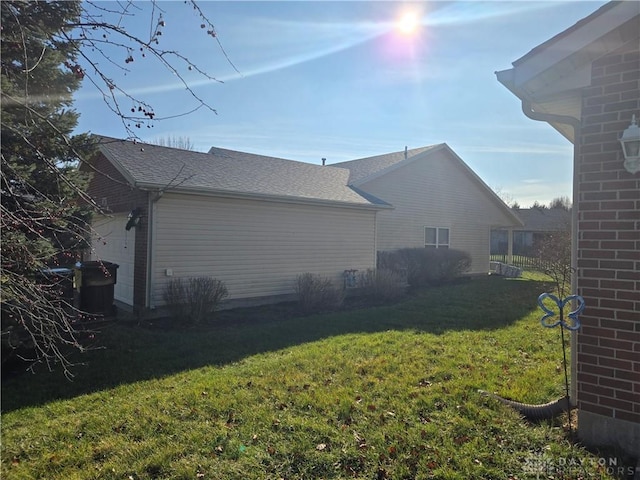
[[537, 292, 585, 438]]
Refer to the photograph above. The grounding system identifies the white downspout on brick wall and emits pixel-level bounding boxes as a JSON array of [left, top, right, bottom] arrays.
[[520, 101, 581, 405]]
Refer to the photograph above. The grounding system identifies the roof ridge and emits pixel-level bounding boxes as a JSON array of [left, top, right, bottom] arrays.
[[330, 143, 444, 184], [208, 145, 347, 171], [332, 144, 442, 166], [95, 135, 215, 157]]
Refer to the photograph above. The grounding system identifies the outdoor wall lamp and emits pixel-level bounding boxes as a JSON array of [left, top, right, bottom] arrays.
[[125, 207, 143, 231], [619, 114, 640, 174]]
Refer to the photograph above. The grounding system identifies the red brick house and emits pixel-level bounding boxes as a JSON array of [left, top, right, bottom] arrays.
[[497, 1, 639, 457]]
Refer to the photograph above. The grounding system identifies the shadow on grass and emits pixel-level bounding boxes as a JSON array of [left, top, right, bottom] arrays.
[[2, 275, 550, 412]]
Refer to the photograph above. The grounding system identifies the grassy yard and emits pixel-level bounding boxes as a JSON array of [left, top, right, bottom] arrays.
[[1, 274, 622, 479]]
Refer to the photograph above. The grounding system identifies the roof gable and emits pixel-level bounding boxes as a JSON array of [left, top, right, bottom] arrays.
[[95, 137, 381, 208], [331, 145, 442, 184], [334, 143, 523, 226]]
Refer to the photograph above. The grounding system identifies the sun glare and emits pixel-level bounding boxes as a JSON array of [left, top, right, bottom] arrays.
[[396, 10, 421, 35]]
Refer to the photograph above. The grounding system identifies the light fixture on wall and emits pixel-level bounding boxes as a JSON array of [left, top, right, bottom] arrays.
[[125, 207, 142, 231], [619, 114, 640, 174]]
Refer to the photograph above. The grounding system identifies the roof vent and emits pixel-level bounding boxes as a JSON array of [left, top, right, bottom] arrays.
[[404, 146, 408, 159], [322, 158, 326, 166]]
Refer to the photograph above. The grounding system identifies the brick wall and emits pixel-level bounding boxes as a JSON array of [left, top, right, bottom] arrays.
[[84, 152, 148, 214], [577, 46, 640, 426], [83, 152, 150, 310]]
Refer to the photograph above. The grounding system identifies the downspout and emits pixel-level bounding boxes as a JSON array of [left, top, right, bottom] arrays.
[[144, 193, 154, 310], [521, 100, 581, 406], [374, 209, 378, 270], [145, 189, 163, 311]]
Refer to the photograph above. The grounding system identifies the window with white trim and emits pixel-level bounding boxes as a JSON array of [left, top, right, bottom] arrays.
[[425, 227, 449, 248]]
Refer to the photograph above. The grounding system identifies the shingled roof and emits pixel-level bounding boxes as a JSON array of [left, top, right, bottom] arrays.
[[96, 137, 386, 208], [513, 207, 571, 232], [331, 145, 441, 184]]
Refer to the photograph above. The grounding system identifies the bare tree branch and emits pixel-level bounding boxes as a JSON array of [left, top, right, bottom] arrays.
[[2, 0, 236, 376]]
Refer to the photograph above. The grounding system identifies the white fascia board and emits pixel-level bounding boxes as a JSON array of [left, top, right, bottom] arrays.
[[511, 2, 638, 86]]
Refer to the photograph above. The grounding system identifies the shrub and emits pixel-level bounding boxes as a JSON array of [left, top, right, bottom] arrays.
[[360, 268, 407, 304], [378, 248, 471, 288], [377, 250, 408, 283], [431, 249, 472, 283], [163, 276, 228, 325], [295, 273, 344, 314], [164, 277, 187, 320]]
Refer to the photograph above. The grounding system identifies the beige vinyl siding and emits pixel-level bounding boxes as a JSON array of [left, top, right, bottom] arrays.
[[90, 213, 136, 305], [358, 149, 515, 274], [151, 193, 377, 306], [453, 223, 492, 274]]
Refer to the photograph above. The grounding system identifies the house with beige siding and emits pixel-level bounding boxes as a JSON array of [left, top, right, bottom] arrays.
[[85, 138, 520, 312], [496, 0, 639, 458], [85, 137, 386, 310], [333, 144, 522, 274]]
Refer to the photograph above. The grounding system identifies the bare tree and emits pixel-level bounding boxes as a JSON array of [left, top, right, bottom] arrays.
[[69, 1, 239, 138], [536, 225, 572, 298], [153, 136, 196, 151], [548, 196, 571, 210], [1, 0, 235, 376], [492, 186, 517, 208]]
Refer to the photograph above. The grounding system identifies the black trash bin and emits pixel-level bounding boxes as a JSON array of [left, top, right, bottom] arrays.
[[38, 267, 75, 307], [77, 261, 119, 315]]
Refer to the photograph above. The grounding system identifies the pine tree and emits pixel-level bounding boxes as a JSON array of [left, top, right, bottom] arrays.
[[1, 1, 96, 374], [1, 1, 231, 375]]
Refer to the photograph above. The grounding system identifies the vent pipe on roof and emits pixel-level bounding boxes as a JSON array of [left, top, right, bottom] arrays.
[[322, 158, 326, 166], [404, 146, 408, 159]]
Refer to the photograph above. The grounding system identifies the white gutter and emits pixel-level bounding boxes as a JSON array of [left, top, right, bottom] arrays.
[[133, 182, 393, 212]]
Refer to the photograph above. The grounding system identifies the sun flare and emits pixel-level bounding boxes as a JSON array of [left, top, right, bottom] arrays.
[[396, 10, 421, 35]]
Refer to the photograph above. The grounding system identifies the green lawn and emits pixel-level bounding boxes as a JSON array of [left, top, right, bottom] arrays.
[[1, 274, 620, 479]]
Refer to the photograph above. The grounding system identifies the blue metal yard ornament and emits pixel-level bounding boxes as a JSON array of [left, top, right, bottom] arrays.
[[537, 293, 585, 331], [537, 292, 584, 440]]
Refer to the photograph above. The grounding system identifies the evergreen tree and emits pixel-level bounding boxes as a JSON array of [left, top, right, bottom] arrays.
[[1, 1, 231, 375], [1, 1, 96, 373]]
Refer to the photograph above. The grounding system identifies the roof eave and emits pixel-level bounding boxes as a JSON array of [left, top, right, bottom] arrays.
[[135, 182, 392, 211], [496, 68, 581, 143], [496, 2, 640, 140], [96, 143, 139, 187]]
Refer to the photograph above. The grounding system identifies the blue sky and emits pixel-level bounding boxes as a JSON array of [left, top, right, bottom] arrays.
[[74, 1, 607, 207]]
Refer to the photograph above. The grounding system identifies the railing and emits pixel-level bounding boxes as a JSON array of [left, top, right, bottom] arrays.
[[490, 254, 549, 272]]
